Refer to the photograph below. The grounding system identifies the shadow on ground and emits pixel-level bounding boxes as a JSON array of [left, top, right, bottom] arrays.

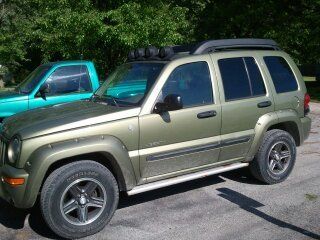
[[0, 198, 57, 239], [220, 167, 265, 185], [2, 169, 316, 239], [118, 174, 225, 209], [0, 174, 226, 239], [217, 188, 320, 240]]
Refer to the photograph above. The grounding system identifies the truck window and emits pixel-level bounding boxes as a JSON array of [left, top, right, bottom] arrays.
[[218, 57, 266, 101], [264, 56, 298, 93], [95, 62, 165, 106], [46, 65, 92, 96], [158, 61, 213, 108]]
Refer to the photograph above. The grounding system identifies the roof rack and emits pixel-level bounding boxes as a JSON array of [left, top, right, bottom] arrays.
[[126, 39, 280, 62], [190, 39, 280, 55]]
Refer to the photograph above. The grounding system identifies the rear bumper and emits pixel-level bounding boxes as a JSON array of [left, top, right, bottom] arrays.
[[0, 164, 30, 208], [300, 116, 311, 144]]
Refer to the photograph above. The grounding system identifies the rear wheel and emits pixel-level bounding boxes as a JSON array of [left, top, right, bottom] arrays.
[[40, 160, 119, 239], [250, 129, 296, 184]]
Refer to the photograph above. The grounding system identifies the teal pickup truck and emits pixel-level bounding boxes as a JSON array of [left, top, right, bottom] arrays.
[[0, 61, 100, 121]]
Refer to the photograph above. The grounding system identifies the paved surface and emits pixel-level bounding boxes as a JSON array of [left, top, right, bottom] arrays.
[[0, 103, 319, 240]]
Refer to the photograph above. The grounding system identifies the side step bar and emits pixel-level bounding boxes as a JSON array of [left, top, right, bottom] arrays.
[[127, 162, 249, 196]]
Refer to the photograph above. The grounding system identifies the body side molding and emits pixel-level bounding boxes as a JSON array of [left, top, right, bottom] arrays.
[[146, 136, 251, 162]]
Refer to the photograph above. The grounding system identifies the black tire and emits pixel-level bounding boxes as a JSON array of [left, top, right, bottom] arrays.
[[40, 160, 119, 239], [250, 129, 296, 184]]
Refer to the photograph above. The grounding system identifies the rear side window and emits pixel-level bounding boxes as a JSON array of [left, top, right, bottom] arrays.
[[218, 57, 266, 101], [264, 56, 298, 93]]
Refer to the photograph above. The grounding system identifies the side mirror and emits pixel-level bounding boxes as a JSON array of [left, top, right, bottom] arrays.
[[38, 83, 49, 100], [154, 94, 183, 114]]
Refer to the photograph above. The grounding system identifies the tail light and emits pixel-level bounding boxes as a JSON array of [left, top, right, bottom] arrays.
[[304, 93, 310, 115]]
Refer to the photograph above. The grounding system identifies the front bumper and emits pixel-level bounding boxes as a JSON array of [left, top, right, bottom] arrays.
[[0, 164, 29, 208]]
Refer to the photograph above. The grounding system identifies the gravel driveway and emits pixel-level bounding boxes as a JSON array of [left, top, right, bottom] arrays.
[[0, 103, 319, 240]]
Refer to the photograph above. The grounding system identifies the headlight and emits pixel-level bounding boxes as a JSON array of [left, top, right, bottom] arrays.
[[7, 136, 21, 164]]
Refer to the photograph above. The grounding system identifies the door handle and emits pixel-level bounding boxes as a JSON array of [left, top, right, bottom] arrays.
[[257, 101, 272, 108], [197, 110, 217, 119]]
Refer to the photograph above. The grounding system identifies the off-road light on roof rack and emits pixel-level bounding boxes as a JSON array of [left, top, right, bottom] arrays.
[[159, 46, 174, 59], [127, 50, 135, 61], [126, 38, 280, 62], [190, 38, 279, 55], [145, 46, 159, 59], [134, 48, 146, 59]]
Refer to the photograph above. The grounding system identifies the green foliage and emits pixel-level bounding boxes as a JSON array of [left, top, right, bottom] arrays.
[[0, 0, 189, 80], [103, 2, 189, 70], [0, 0, 320, 81], [194, 0, 320, 65], [0, 65, 8, 75]]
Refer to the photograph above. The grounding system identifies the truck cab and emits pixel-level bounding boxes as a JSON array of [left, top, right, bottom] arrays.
[[0, 61, 100, 121]]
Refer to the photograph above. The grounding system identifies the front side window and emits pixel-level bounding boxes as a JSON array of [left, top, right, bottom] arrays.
[[218, 57, 266, 101], [264, 56, 298, 93], [94, 62, 165, 106], [46, 65, 92, 96], [158, 61, 213, 108]]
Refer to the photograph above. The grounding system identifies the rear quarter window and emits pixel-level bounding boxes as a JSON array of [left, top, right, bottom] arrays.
[[264, 56, 298, 93]]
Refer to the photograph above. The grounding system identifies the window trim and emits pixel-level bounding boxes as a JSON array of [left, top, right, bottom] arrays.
[[153, 61, 215, 111], [263, 56, 299, 94], [43, 64, 93, 97], [217, 56, 267, 102]]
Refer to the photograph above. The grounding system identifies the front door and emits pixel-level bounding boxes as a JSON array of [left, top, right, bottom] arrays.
[[29, 65, 93, 109], [139, 59, 222, 181]]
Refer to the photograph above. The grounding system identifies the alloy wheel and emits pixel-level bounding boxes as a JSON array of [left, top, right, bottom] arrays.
[[60, 178, 107, 226]]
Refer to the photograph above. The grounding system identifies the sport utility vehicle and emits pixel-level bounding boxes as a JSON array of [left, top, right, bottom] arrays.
[[0, 39, 311, 239]]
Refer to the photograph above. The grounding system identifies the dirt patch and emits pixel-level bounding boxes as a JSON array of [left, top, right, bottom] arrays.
[[309, 131, 319, 134], [303, 141, 320, 145]]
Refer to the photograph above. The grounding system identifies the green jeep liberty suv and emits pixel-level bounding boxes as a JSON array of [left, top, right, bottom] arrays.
[[0, 39, 311, 239]]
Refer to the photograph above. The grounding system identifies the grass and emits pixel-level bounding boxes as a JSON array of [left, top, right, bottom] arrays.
[[303, 76, 316, 82], [0, 87, 15, 91], [305, 193, 318, 201], [305, 78, 320, 102], [303, 76, 319, 102]]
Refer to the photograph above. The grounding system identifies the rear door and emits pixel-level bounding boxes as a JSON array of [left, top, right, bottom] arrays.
[[29, 65, 93, 109], [262, 54, 304, 117], [138, 57, 222, 181], [211, 52, 274, 162]]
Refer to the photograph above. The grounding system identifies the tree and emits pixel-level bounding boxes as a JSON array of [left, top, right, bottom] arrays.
[[1, 0, 319, 82], [0, 0, 190, 81], [194, 0, 320, 65]]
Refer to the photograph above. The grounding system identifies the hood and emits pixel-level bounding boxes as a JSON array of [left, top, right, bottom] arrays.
[[2, 100, 140, 140], [0, 90, 28, 103]]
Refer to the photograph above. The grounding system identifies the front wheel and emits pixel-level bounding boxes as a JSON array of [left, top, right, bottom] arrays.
[[40, 160, 119, 239], [250, 129, 296, 184]]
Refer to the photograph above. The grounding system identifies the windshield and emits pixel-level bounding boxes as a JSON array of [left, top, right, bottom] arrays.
[[15, 65, 51, 94], [94, 62, 165, 106]]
